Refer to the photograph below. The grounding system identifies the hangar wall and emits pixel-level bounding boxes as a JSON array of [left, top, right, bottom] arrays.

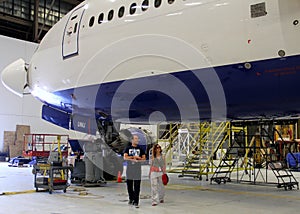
[[0, 35, 84, 152]]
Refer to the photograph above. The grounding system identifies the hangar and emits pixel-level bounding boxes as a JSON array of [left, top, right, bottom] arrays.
[[1, 0, 300, 213]]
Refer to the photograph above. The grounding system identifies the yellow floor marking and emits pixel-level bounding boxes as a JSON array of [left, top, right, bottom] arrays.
[[0, 189, 36, 195]]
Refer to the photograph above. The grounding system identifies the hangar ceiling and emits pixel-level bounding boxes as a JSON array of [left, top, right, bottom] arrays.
[[0, 0, 84, 42]]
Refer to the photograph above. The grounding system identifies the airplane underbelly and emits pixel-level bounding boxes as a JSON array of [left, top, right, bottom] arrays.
[[49, 54, 300, 123]]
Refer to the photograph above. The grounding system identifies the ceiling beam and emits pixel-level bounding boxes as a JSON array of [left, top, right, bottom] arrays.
[[61, 0, 84, 5], [0, 14, 32, 27], [0, 0, 83, 5]]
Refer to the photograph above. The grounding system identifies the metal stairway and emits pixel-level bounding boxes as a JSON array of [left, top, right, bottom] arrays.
[[210, 128, 246, 184], [269, 128, 299, 190], [163, 123, 200, 174], [157, 123, 181, 172], [179, 122, 230, 181], [269, 161, 299, 190]]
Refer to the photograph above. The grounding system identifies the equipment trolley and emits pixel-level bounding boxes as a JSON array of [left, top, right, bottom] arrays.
[[33, 163, 72, 194]]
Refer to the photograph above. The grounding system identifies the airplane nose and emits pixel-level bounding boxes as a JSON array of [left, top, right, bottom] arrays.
[[1, 58, 27, 97]]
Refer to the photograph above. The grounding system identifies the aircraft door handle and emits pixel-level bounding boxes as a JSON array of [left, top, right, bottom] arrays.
[[67, 26, 73, 36]]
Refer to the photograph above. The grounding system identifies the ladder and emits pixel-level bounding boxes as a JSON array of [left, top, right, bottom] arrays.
[[269, 161, 299, 190], [210, 147, 239, 184], [158, 123, 181, 172], [269, 128, 299, 190], [210, 128, 245, 184]]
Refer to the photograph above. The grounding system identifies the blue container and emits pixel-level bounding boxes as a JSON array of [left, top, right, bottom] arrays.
[[286, 153, 300, 169]]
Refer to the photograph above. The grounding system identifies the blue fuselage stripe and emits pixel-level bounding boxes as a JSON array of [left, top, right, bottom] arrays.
[[50, 54, 300, 122]]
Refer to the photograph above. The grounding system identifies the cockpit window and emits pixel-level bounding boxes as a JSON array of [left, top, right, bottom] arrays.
[[98, 13, 104, 24], [108, 10, 114, 21], [118, 6, 125, 18], [89, 16, 95, 27], [168, 0, 175, 4], [155, 0, 162, 8], [142, 0, 149, 11], [130, 3, 137, 15]]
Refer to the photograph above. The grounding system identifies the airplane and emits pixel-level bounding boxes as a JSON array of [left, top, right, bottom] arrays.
[[1, 0, 300, 177]]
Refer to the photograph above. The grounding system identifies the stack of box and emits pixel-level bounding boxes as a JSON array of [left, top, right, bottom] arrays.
[[3, 131, 14, 154], [3, 125, 30, 158]]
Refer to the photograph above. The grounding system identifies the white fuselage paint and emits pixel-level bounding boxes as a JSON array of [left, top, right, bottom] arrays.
[[28, 0, 300, 95]]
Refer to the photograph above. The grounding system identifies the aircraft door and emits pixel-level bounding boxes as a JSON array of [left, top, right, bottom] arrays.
[[62, 6, 85, 59]]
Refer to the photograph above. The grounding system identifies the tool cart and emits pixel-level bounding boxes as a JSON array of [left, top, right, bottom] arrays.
[[33, 162, 72, 194], [32, 135, 73, 194]]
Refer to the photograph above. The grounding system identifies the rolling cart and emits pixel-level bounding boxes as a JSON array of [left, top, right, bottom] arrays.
[[33, 163, 73, 194]]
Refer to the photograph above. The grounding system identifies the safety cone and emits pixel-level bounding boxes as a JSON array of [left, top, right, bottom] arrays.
[[117, 171, 122, 183]]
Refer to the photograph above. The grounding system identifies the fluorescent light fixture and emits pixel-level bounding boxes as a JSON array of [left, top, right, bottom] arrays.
[[185, 2, 203, 6], [166, 12, 183, 16], [215, 3, 229, 7]]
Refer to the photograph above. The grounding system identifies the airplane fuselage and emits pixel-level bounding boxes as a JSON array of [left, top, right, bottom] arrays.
[[20, 0, 300, 131]]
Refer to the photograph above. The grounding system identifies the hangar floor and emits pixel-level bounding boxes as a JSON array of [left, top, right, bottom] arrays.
[[1, 162, 300, 214]]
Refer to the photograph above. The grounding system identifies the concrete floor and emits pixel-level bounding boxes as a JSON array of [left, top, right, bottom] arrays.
[[1, 162, 300, 214]]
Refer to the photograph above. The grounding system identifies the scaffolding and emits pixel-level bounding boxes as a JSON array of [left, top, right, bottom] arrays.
[[159, 119, 299, 189], [210, 120, 299, 190]]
